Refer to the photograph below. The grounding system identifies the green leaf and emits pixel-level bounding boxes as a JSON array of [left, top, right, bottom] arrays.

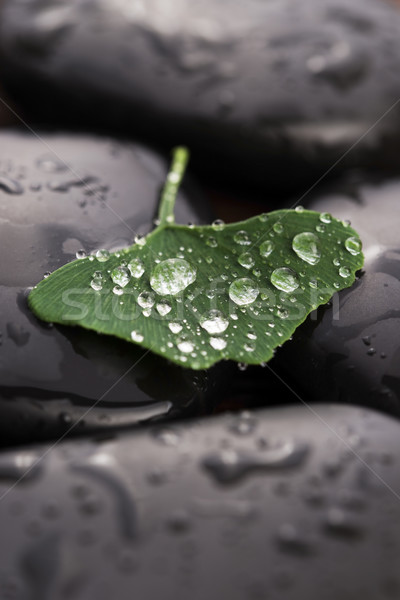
[[29, 148, 364, 370]]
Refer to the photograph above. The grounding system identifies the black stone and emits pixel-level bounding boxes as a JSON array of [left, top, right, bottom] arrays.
[[274, 175, 400, 417], [0, 130, 228, 447], [1, 0, 400, 193], [0, 404, 398, 600]]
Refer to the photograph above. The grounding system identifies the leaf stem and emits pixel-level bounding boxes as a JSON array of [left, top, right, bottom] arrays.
[[157, 146, 189, 226]]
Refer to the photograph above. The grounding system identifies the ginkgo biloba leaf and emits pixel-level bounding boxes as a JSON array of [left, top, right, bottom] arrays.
[[29, 148, 364, 370]]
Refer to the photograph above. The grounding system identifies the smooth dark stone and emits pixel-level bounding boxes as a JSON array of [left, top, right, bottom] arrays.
[[274, 175, 400, 417], [0, 404, 399, 600], [0, 130, 226, 447], [1, 0, 400, 193]]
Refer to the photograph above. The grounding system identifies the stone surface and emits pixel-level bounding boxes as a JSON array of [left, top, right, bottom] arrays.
[[274, 175, 400, 417], [0, 404, 399, 600], [1, 0, 400, 192], [0, 130, 226, 446]]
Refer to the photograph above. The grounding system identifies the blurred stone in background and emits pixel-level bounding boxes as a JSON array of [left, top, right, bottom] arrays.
[[1, 0, 400, 194]]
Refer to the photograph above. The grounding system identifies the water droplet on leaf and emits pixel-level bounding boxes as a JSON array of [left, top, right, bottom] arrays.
[[229, 278, 259, 306], [292, 232, 321, 265], [271, 268, 299, 292], [150, 258, 196, 296]]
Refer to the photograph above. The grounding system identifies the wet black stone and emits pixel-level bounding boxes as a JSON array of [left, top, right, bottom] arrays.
[[0, 130, 228, 447], [274, 175, 400, 417], [0, 404, 399, 600], [1, 0, 400, 193]]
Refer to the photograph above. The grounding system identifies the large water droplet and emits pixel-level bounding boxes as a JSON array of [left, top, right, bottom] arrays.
[[345, 237, 362, 256], [229, 278, 259, 306], [150, 258, 196, 296], [200, 310, 229, 334], [111, 266, 131, 288], [128, 258, 145, 278], [292, 232, 321, 265], [271, 268, 299, 293], [259, 240, 274, 258]]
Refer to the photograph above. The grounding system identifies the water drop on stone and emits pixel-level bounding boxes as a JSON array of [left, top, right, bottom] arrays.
[[76, 249, 86, 259], [271, 268, 299, 293], [131, 330, 144, 343], [111, 266, 131, 287], [259, 240, 274, 258], [169, 322, 183, 334], [96, 249, 110, 262], [156, 300, 172, 316], [209, 337, 227, 350], [345, 237, 362, 256], [200, 310, 229, 334], [234, 230, 251, 245], [0, 175, 24, 195], [339, 266, 351, 278], [238, 253, 255, 269], [292, 232, 321, 265], [138, 291, 155, 308], [128, 257, 145, 278], [229, 278, 259, 306], [150, 258, 196, 296]]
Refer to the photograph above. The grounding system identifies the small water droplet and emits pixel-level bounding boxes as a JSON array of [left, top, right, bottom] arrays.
[[156, 300, 172, 316], [76, 249, 87, 259], [233, 230, 251, 245], [113, 285, 124, 296], [128, 258, 145, 278], [259, 240, 274, 258], [320, 213, 332, 224], [273, 223, 284, 234], [96, 249, 110, 262], [309, 279, 318, 289], [271, 268, 299, 293], [150, 258, 196, 296], [212, 219, 225, 231], [131, 330, 144, 342], [339, 266, 351, 278], [316, 224, 325, 233], [43, 271, 51, 279], [209, 337, 227, 350], [238, 252, 255, 269], [292, 232, 321, 265], [134, 234, 146, 247], [295, 206, 304, 213], [200, 310, 229, 334], [91, 278, 102, 291], [206, 236, 218, 248], [177, 337, 194, 353], [111, 266, 131, 287], [169, 322, 183, 334], [345, 237, 362, 256], [138, 291, 155, 309], [229, 278, 259, 306]]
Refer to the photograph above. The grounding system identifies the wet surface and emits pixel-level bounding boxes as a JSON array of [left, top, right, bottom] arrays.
[[0, 404, 399, 600], [1, 0, 400, 192], [0, 131, 230, 447], [274, 175, 400, 417]]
